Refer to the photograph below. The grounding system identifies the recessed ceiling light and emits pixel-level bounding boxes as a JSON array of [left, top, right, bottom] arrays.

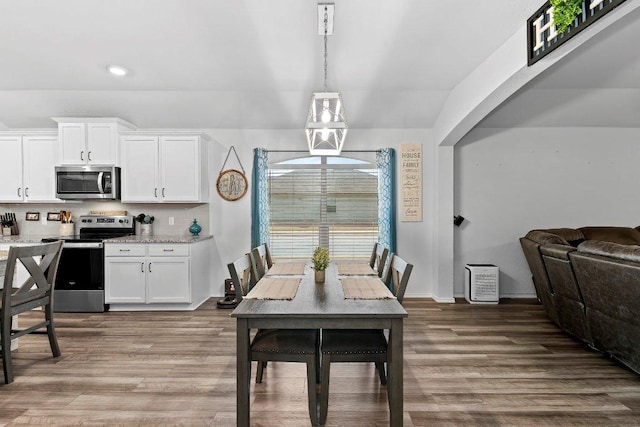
[[107, 65, 129, 77]]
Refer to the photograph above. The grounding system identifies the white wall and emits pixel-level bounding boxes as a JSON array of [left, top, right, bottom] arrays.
[[204, 128, 436, 298], [454, 126, 640, 298]]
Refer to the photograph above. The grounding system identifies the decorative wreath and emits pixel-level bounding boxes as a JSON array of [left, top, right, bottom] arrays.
[[216, 146, 248, 201]]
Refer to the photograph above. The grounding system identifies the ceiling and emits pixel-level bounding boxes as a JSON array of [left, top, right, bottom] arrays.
[[0, 0, 637, 133]]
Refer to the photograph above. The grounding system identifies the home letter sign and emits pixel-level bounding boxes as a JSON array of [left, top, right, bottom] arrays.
[[527, 0, 627, 66]]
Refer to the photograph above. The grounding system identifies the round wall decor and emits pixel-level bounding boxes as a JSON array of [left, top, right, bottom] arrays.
[[216, 169, 248, 201]]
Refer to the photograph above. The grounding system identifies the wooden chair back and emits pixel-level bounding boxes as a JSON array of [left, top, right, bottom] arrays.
[[250, 243, 273, 281], [383, 253, 413, 304], [1, 241, 64, 384], [227, 253, 254, 300], [2, 241, 64, 313], [368, 243, 389, 278]]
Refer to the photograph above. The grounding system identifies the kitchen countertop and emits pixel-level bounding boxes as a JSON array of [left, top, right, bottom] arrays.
[[1, 234, 212, 244], [105, 235, 213, 244], [0, 235, 50, 244]]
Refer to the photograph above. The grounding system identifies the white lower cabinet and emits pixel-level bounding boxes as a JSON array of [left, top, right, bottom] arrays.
[[105, 243, 191, 306]]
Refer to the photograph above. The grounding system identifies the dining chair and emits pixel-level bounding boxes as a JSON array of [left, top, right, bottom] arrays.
[[227, 253, 320, 425], [250, 243, 273, 280], [227, 253, 254, 300], [1, 241, 64, 384], [383, 253, 413, 304], [319, 253, 413, 424], [369, 242, 389, 277]]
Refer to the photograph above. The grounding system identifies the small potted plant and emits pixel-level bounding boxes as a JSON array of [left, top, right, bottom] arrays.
[[312, 246, 330, 283]]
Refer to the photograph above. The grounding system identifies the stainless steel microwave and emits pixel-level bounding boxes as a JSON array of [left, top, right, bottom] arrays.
[[55, 166, 121, 200]]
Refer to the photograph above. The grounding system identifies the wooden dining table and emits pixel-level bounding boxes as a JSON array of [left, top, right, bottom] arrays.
[[231, 261, 408, 426]]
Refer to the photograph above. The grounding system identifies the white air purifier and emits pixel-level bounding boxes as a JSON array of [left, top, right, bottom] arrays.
[[464, 264, 499, 304]]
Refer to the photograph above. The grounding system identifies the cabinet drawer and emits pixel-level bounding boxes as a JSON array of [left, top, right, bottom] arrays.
[[105, 244, 146, 257], [148, 244, 189, 257]]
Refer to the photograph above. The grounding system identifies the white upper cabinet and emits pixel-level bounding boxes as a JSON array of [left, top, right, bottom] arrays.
[[121, 132, 209, 203], [0, 133, 59, 203], [160, 136, 202, 202], [22, 135, 59, 202], [0, 136, 23, 202], [54, 118, 136, 166], [120, 136, 160, 203]]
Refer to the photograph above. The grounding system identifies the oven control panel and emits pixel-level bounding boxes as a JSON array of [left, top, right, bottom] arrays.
[[78, 215, 135, 229]]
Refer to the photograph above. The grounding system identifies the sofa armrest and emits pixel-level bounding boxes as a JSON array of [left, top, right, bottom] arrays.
[[524, 230, 570, 246], [540, 244, 576, 260]]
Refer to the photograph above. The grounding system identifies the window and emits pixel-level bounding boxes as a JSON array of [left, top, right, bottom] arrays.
[[268, 154, 379, 261]]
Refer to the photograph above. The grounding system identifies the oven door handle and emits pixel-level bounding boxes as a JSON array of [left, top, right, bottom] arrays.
[[62, 242, 104, 249]]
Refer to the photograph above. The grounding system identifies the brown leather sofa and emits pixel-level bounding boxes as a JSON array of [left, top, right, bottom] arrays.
[[520, 226, 640, 374]]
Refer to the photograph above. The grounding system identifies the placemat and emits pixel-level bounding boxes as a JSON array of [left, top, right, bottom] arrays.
[[341, 277, 395, 299], [266, 262, 306, 276], [244, 277, 301, 300], [337, 263, 377, 276], [0, 250, 8, 278]]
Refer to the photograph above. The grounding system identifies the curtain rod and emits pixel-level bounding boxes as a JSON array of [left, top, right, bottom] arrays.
[[264, 149, 382, 153]]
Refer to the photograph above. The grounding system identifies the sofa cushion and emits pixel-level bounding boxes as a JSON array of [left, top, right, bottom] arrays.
[[577, 240, 640, 263], [578, 226, 640, 245]]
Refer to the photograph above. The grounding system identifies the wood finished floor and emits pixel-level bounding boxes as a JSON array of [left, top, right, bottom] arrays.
[[1, 298, 639, 426]]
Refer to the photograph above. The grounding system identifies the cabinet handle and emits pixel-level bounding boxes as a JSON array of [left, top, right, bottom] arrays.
[[141, 262, 144, 273], [17, 187, 21, 197], [148, 262, 152, 273], [81, 150, 84, 161], [163, 249, 174, 252], [88, 151, 92, 161], [119, 249, 131, 252], [25, 187, 29, 197], [162, 188, 166, 198], [154, 188, 158, 198]]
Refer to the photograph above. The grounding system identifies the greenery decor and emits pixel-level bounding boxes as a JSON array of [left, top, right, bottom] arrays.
[[312, 247, 330, 271], [551, 0, 583, 33]]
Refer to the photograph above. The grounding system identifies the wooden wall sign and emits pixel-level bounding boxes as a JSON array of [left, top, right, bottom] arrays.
[[528, 0, 627, 66], [216, 146, 248, 201], [400, 143, 422, 222]]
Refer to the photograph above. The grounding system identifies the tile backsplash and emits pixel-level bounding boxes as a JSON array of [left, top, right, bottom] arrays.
[[0, 202, 209, 237]]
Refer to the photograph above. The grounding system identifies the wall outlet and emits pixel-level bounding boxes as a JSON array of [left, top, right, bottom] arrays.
[[168, 217, 174, 225]]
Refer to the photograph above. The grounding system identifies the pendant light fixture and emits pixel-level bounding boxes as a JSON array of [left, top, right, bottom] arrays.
[[305, 3, 347, 156]]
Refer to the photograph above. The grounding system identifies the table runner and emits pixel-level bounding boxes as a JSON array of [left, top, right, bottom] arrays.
[[266, 262, 306, 276], [341, 277, 395, 299], [244, 277, 301, 300], [337, 263, 377, 276]]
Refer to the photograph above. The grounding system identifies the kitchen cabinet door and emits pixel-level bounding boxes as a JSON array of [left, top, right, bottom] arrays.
[[87, 123, 117, 164], [160, 136, 200, 202], [105, 257, 147, 303], [58, 123, 86, 165], [0, 136, 23, 202], [121, 136, 160, 202], [22, 135, 59, 202], [147, 257, 191, 303]]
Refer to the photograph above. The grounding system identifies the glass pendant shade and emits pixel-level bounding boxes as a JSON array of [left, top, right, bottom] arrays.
[[305, 91, 348, 156]]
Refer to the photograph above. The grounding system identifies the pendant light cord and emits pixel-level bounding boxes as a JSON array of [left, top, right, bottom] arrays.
[[323, 6, 328, 92]]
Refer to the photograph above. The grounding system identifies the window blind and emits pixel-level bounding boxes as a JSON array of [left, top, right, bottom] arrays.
[[268, 155, 379, 261]]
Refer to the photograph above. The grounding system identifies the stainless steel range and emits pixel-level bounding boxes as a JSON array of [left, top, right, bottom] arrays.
[[43, 215, 135, 312]]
